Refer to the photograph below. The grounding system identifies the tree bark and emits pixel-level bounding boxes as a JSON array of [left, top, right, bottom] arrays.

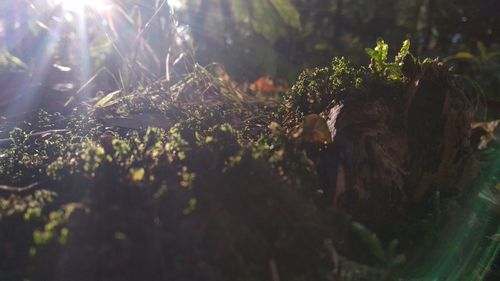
[[315, 60, 478, 236]]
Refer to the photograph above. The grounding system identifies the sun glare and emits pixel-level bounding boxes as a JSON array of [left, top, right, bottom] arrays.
[[51, 0, 113, 13], [168, 0, 182, 10]]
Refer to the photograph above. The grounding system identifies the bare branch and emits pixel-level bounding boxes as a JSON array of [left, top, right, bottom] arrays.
[[0, 182, 39, 193]]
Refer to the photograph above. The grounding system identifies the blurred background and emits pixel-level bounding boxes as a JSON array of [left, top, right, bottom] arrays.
[[1, 0, 500, 118]]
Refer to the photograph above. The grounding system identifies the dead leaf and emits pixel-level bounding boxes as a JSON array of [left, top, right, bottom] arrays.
[[268, 122, 284, 136], [289, 114, 332, 144], [94, 90, 121, 108], [471, 120, 500, 149]]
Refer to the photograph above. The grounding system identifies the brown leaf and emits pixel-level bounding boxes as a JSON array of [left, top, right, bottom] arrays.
[[471, 120, 500, 149], [290, 114, 332, 144]]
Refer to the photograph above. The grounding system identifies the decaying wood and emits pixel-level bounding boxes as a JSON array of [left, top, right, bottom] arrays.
[[306, 60, 478, 233]]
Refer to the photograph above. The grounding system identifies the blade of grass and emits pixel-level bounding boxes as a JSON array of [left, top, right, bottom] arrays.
[[65, 68, 105, 107]]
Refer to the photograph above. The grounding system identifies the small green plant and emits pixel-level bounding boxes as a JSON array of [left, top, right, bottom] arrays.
[[0, 48, 28, 71], [352, 222, 406, 269], [365, 39, 411, 79], [0, 190, 56, 220]]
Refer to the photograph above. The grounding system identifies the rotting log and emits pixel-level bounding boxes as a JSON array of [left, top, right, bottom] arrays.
[[281, 57, 479, 236]]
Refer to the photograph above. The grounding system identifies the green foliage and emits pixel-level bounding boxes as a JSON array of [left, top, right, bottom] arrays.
[[0, 48, 28, 71], [33, 209, 67, 245], [0, 21, 496, 279], [395, 40, 411, 64], [0, 0, 497, 276], [365, 39, 389, 72], [445, 42, 500, 104], [0, 190, 56, 220], [352, 222, 406, 268], [269, 0, 301, 30], [228, 0, 302, 43], [80, 142, 106, 177], [251, 0, 288, 44], [0, 58, 397, 280], [282, 56, 366, 123], [365, 39, 411, 79], [167, 0, 500, 82], [231, 0, 250, 22]]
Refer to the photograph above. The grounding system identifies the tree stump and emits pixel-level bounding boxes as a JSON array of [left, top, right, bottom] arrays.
[[282, 57, 478, 236]]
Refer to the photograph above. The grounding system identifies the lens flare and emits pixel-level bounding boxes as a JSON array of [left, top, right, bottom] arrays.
[[51, 0, 113, 13]]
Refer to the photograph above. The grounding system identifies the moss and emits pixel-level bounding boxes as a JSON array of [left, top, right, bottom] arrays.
[[280, 57, 369, 128], [0, 51, 481, 281], [0, 93, 337, 280]]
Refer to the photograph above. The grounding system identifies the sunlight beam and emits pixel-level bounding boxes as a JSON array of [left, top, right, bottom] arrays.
[[167, 0, 182, 10], [51, 0, 113, 14]]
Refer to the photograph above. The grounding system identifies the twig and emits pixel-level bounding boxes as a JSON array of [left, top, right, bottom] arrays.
[[0, 129, 70, 147], [0, 182, 39, 193]]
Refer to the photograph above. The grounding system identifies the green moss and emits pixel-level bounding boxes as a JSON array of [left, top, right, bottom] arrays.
[[0, 50, 455, 281], [0, 97, 336, 280], [280, 57, 369, 127]]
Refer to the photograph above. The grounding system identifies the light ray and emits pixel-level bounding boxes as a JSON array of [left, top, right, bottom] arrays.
[[50, 0, 113, 14], [168, 0, 182, 10]]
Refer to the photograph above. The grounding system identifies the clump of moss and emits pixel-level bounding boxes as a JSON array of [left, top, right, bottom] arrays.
[[0, 69, 340, 281], [280, 40, 415, 132], [0, 44, 483, 281], [277, 40, 483, 279], [280, 57, 367, 127]]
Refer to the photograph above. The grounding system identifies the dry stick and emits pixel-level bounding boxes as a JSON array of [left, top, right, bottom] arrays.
[[0, 182, 39, 193]]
